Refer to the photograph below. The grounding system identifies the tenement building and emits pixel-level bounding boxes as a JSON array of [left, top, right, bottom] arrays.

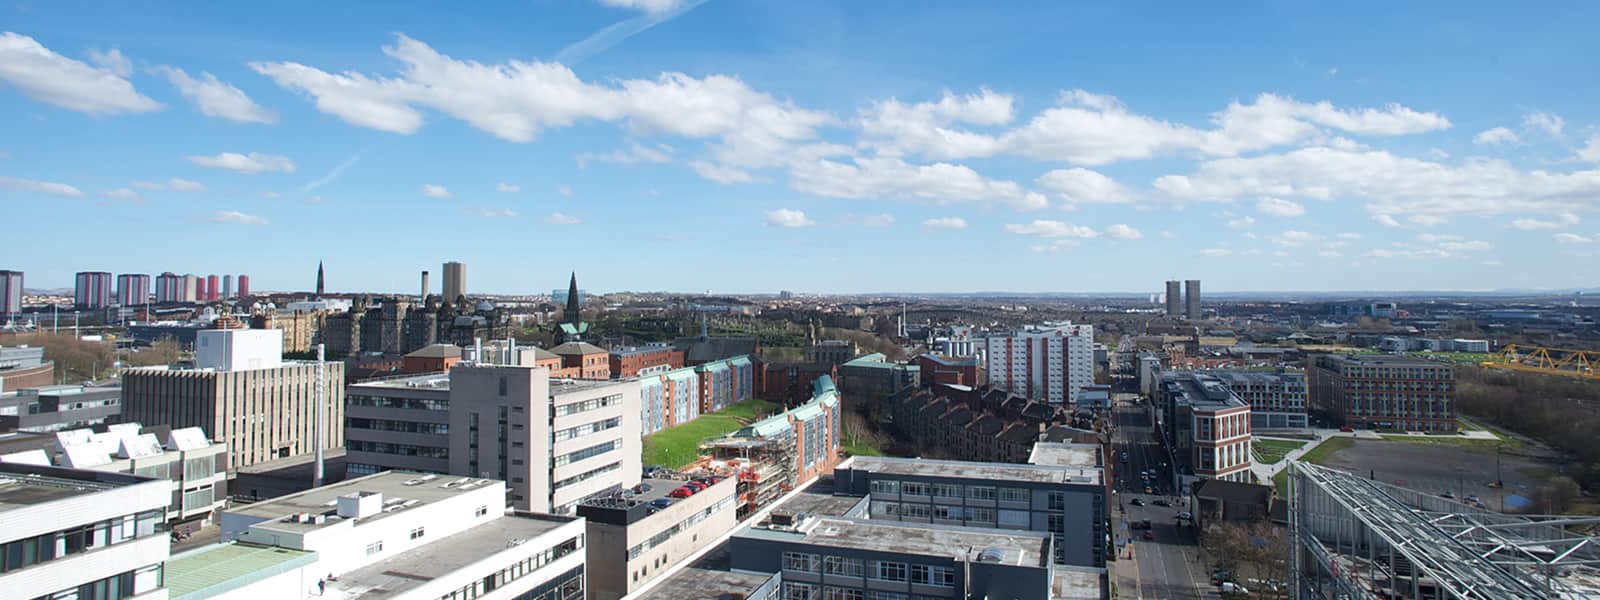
[[1306, 354, 1457, 432], [120, 326, 344, 469]]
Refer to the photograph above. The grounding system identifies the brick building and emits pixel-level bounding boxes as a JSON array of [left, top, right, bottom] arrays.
[[1305, 354, 1456, 432], [608, 344, 683, 378]]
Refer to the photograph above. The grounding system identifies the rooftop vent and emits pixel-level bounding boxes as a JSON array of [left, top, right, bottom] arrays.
[[337, 491, 383, 520]]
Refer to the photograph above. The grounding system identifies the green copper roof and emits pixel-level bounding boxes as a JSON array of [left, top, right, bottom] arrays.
[[167, 543, 317, 600]]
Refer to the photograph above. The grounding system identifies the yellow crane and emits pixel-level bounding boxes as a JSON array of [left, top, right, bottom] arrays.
[[1479, 344, 1599, 380]]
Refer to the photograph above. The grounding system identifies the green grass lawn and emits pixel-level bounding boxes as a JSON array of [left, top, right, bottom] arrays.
[[642, 398, 779, 469], [841, 442, 884, 457], [1405, 351, 1490, 364], [1273, 437, 1356, 494], [1377, 434, 1519, 451], [1253, 439, 1308, 464]]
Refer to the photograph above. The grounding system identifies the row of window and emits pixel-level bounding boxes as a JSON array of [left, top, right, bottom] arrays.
[[553, 440, 622, 468], [436, 537, 582, 600], [868, 479, 1065, 509], [782, 553, 954, 587], [3, 510, 165, 574], [553, 461, 620, 490], [627, 496, 735, 560], [871, 501, 1001, 524], [346, 417, 450, 435], [30, 564, 164, 600], [553, 416, 622, 442], [349, 394, 450, 412], [347, 440, 449, 459], [554, 394, 625, 417]]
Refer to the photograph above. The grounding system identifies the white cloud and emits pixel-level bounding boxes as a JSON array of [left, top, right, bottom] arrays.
[[1029, 240, 1081, 253], [0, 175, 84, 196], [558, 185, 573, 197], [154, 66, 276, 124], [690, 160, 757, 184], [860, 213, 895, 227], [301, 153, 362, 192], [86, 48, 131, 77], [1256, 197, 1306, 217], [1155, 146, 1600, 220], [1523, 111, 1564, 137], [1271, 230, 1323, 247], [1373, 214, 1401, 227], [1034, 168, 1131, 205], [790, 156, 1046, 210], [1318, 250, 1342, 258], [1338, 232, 1363, 240], [466, 208, 518, 218], [576, 141, 673, 167], [421, 184, 451, 198], [1439, 240, 1492, 251], [132, 177, 206, 192], [876, 90, 1448, 166], [305, 195, 324, 203], [1510, 213, 1579, 230], [1159, 230, 1177, 239], [496, 182, 520, 193], [102, 188, 141, 202], [1004, 220, 1097, 238], [1408, 214, 1447, 227], [1578, 135, 1600, 163], [1199, 248, 1232, 257], [210, 210, 268, 225], [1227, 215, 1256, 229], [262, 191, 281, 199], [1554, 233, 1592, 244], [922, 217, 967, 230], [1473, 126, 1519, 145], [765, 209, 814, 228], [598, 0, 688, 15], [0, 33, 160, 115], [251, 34, 832, 174], [188, 152, 296, 174], [858, 88, 1014, 159], [547, 212, 581, 224], [1103, 223, 1142, 240]]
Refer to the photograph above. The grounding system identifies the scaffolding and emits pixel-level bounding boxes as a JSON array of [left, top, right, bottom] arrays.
[[1288, 462, 1600, 599], [701, 429, 798, 520]]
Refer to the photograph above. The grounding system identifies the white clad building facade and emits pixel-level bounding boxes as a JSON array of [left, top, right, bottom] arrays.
[[984, 322, 1095, 406], [0, 463, 171, 600]]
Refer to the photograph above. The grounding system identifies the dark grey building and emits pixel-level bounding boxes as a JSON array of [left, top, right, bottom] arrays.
[[1185, 279, 1201, 320], [0, 384, 121, 432], [1165, 280, 1181, 316], [833, 455, 1107, 568]]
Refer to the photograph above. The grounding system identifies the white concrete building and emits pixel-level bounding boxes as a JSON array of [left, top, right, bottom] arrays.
[[0, 463, 171, 600], [1, 423, 228, 526], [195, 328, 283, 372], [168, 471, 586, 600], [984, 322, 1095, 406]]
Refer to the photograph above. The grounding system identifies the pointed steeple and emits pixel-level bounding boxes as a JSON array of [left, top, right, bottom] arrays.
[[316, 261, 325, 297], [563, 272, 581, 326]]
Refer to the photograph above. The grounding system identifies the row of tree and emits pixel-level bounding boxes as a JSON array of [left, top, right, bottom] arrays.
[[1456, 365, 1600, 500], [9, 333, 181, 384]]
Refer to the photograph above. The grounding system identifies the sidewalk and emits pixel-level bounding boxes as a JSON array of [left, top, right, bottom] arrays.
[[1112, 536, 1141, 599]]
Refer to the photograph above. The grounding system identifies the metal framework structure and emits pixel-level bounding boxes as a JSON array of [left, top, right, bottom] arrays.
[[1288, 462, 1600, 599], [1479, 344, 1599, 380]]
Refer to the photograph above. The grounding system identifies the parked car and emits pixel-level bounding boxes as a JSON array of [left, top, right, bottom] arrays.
[[1153, 499, 1171, 507], [1211, 570, 1230, 585], [1130, 498, 1145, 506], [669, 487, 692, 498], [1221, 582, 1249, 595], [1143, 530, 1155, 541], [1467, 495, 1481, 503], [1177, 511, 1193, 520], [649, 498, 673, 509], [1442, 491, 1455, 499], [1339, 425, 1354, 433]]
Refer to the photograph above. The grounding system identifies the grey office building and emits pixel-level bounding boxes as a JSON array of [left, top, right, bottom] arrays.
[[1165, 280, 1181, 316], [1185, 279, 1201, 320], [833, 455, 1107, 568]]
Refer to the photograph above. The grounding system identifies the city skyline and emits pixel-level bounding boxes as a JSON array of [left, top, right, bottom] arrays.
[[2, 2, 1599, 294]]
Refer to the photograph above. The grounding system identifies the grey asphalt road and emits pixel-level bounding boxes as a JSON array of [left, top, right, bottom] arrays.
[[1113, 399, 1218, 600]]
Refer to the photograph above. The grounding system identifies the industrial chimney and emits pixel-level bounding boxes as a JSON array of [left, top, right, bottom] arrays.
[[420, 270, 430, 301]]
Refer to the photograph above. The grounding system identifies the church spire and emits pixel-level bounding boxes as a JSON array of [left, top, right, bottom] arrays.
[[564, 272, 581, 326], [316, 261, 325, 297]]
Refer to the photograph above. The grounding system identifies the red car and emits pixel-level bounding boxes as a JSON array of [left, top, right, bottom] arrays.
[[1143, 531, 1155, 541], [1339, 426, 1354, 433], [669, 487, 693, 498]]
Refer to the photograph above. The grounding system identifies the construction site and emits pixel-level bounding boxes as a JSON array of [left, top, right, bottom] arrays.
[[1287, 462, 1600, 599]]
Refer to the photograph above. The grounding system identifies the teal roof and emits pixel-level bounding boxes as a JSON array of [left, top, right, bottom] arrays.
[[789, 402, 823, 421], [697, 360, 730, 373], [812, 375, 837, 396], [729, 356, 752, 368], [736, 413, 793, 438], [843, 353, 887, 365], [167, 543, 317, 600]]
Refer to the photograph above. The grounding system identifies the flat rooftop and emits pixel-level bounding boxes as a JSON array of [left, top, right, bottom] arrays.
[[228, 471, 498, 532], [0, 464, 150, 511], [1027, 443, 1101, 469], [1323, 354, 1444, 367], [330, 513, 578, 599], [769, 479, 868, 519], [166, 542, 316, 600], [644, 566, 777, 600], [843, 456, 1101, 486], [349, 373, 451, 390], [1051, 565, 1107, 600], [738, 517, 1051, 568]]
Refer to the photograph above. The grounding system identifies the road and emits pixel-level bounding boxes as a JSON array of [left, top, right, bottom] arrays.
[[1112, 396, 1217, 600]]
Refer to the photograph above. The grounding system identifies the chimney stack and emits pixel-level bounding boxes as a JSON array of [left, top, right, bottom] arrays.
[[420, 270, 430, 301]]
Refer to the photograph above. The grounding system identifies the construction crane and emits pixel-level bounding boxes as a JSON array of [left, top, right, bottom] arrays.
[[1480, 344, 1599, 380]]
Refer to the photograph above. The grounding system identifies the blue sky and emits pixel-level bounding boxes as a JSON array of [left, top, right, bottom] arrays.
[[2, 1, 1598, 295]]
